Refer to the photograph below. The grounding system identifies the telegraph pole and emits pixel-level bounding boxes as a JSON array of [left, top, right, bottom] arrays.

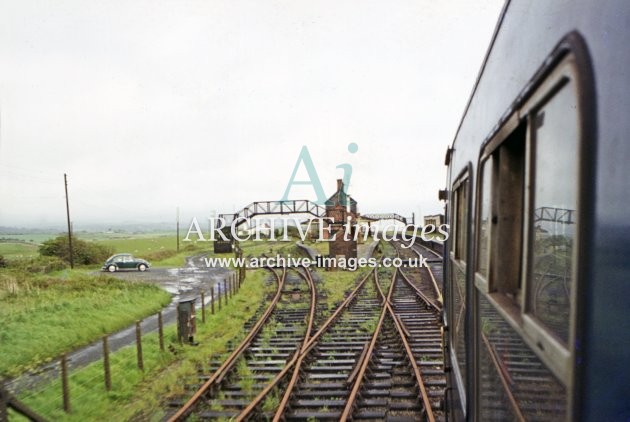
[[64, 173, 74, 268], [176, 207, 180, 252]]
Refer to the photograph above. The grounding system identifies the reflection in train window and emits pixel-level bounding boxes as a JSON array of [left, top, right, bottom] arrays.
[[450, 176, 469, 397], [477, 159, 492, 278], [454, 181, 468, 260], [478, 294, 567, 419], [453, 264, 467, 387], [528, 82, 578, 346]]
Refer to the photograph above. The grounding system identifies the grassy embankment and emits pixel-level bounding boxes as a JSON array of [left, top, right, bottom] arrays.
[[0, 233, 207, 379], [0, 271, 170, 379], [12, 269, 272, 421], [5, 238, 278, 420]]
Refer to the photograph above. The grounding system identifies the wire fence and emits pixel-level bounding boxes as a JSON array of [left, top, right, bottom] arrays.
[[3, 271, 244, 421]]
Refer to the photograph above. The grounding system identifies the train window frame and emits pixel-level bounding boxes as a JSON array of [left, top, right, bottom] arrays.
[[449, 172, 470, 273], [474, 114, 518, 295], [474, 51, 586, 389], [520, 54, 582, 384], [475, 113, 526, 310], [448, 169, 472, 412]]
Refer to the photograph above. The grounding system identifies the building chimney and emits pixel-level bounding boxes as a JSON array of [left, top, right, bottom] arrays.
[[337, 179, 343, 192]]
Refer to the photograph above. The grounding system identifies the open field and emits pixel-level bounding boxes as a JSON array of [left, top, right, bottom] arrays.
[[95, 234, 177, 255], [0, 234, 58, 244], [0, 241, 40, 259], [0, 231, 181, 261]]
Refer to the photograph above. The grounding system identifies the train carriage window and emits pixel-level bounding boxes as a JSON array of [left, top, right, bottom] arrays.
[[477, 159, 492, 278], [455, 182, 468, 260], [449, 175, 470, 399], [478, 121, 526, 302], [527, 81, 578, 346], [474, 51, 585, 418]]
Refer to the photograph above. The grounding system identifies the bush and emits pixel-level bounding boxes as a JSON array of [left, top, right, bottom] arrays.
[[0, 255, 6, 268], [8, 256, 68, 273], [39, 235, 113, 265]]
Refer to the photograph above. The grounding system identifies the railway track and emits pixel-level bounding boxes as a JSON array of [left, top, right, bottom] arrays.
[[342, 266, 446, 422], [393, 241, 443, 311], [389, 271, 446, 420], [275, 270, 382, 421], [165, 266, 317, 421], [167, 243, 446, 421], [411, 242, 443, 292]]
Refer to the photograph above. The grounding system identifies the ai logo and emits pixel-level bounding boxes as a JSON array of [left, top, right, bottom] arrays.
[[281, 143, 359, 205]]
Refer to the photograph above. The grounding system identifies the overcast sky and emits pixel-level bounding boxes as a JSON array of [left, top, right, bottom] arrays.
[[0, 0, 504, 229]]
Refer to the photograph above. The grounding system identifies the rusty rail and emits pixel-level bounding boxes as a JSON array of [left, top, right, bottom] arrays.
[[271, 268, 318, 422], [411, 243, 444, 306], [388, 269, 436, 422], [235, 267, 318, 421], [412, 240, 443, 260], [234, 349, 300, 422], [340, 269, 392, 421], [237, 269, 374, 420], [167, 267, 286, 422], [398, 267, 442, 312], [271, 269, 375, 421], [301, 269, 374, 354], [341, 268, 437, 422], [393, 241, 442, 312]]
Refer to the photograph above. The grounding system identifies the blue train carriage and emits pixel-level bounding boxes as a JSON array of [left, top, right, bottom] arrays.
[[442, 1, 630, 420]]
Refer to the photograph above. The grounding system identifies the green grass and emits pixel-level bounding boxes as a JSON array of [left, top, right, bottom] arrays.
[[1, 232, 211, 269], [262, 388, 281, 413], [83, 234, 213, 268], [13, 269, 272, 421], [319, 269, 368, 313], [301, 236, 379, 258], [379, 240, 396, 257], [0, 270, 170, 377], [360, 315, 380, 333], [97, 235, 179, 256], [0, 234, 57, 244], [303, 240, 329, 256], [3, 231, 308, 270], [0, 241, 40, 259], [97, 235, 205, 267], [238, 239, 298, 257], [237, 358, 255, 393]]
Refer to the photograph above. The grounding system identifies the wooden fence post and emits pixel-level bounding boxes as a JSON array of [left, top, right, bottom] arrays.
[[158, 311, 164, 351], [135, 321, 144, 371], [201, 291, 206, 323], [61, 354, 70, 413], [210, 287, 215, 314], [103, 336, 111, 391]]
